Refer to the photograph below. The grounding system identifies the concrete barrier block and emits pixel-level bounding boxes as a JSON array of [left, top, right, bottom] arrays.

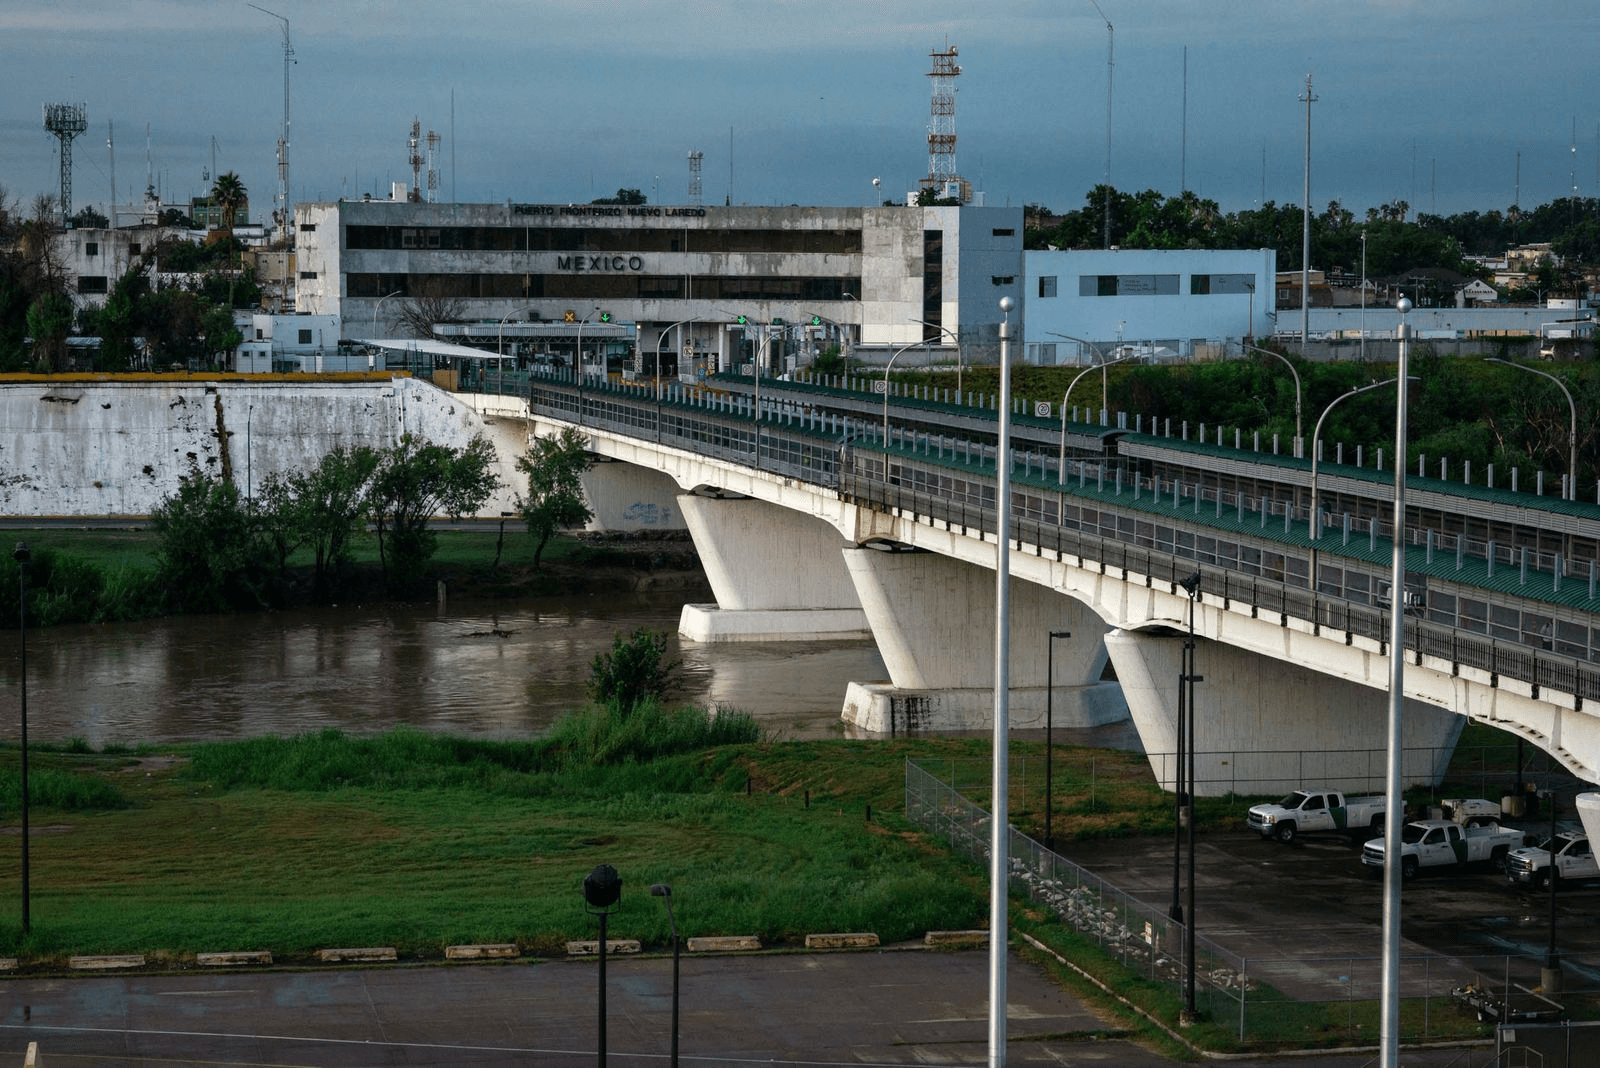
[[445, 944, 518, 960], [924, 930, 988, 949], [197, 951, 272, 966], [0, 958, 17, 971], [23, 1040, 37, 1067], [565, 940, 641, 957], [69, 955, 145, 970], [685, 936, 761, 953], [316, 947, 397, 963], [804, 933, 880, 950]]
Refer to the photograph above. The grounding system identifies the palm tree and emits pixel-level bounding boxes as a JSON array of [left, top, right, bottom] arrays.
[[211, 172, 246, 232]]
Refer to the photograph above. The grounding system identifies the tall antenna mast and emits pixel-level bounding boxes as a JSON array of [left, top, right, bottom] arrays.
[[687, 149, 703, 206], [107, 120, 116, 226], [426, 129, 441, 203], [43, 102, 88, 227], [408, 118, 423, 202], [1086, 0, 1113, 246], [1299, 73, 1316, 348], [249, 4, 294, 238], [918, 41, 968, 203]]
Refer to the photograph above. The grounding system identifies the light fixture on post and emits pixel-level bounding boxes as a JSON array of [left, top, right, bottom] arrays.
[[1177, 570, 1202, 1026], [881, 338, 930, 451], [1308, 377, 1406, 599], [1058, 356, 1133, 483], [370, 289, 402, 340], [1045, 630, 1071, 852], [1378, 298, 1413, 1068], [987, 296, 1017, 1066], [1239, 344, 1302, 457], [583, 863, 622, 1068], [649, 883, 680, 1068], [12, 542, 30, 937], [908, 318, 963, 400], [1486, 358, 1577, 501], [1045, 332, 1113, 423]]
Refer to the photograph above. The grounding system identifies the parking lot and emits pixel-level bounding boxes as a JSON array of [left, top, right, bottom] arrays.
[[1055, 814, 1600, 996]]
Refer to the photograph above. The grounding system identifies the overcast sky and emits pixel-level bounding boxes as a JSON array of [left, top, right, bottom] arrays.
[[5, 0, 1599, 222]]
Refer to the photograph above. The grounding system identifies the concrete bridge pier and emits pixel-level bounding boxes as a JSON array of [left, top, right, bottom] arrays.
[[1104, 628, 1466, 798], [676, 493, 870, 642], [577, 458, 688, 532], [839, 547, 1123, 733]]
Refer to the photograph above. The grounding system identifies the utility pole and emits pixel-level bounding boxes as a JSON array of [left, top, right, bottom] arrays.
[[1299, 74, 1316, 348]]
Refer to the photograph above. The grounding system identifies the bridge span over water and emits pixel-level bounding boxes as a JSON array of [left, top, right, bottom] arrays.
[[462, 368, 1600, 807]]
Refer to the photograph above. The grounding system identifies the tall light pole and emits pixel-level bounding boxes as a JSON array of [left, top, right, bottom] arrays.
[[497, 311, 517, 358], [882, 339, 930, 448], [1308, 377, 1403, 596], [1486, 358, 1578, 500], [1057, 356, 1133, 482], [1178, 571, 1202, 1026], [909, 318, 963, 399], [649, 883, 680, 1068], [13, 543, 30, 937], [575, 307, 603, 379], [583, 863, 622, 1068], [1086, 0, 1114, 249], [655, 317, 698, 396], [370, 290, 402, 340], [1046, 630, 1071, 852], [1046, 332, 1113, 419], [1360, 230, 1368, 363], [1240, 343, 1303, 455], [1299, 74, 1316, 350], [1378, 299, 1413, 1068], [988, 296, 1016, 1068]]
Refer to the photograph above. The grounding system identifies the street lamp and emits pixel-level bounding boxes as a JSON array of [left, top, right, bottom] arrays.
[[881, 338, 931, 449], [1177, 570, 1202, 1025], [1058, 356, 1134, 483], [12, 543, 30, 936], [1045, 630, 1071, 852], [1360, 230, 1368, 363], [1378, 298, 1414, 1068], [1045, 332, 1114, 420], [655, 317, 698, 396], [575, 307, 603, 380], [908, 318, 963, 399], [649, 883, 680, 1068], [1308, 377, 1405, 596], [497, 311, 517, 358], [370, 290, 402, 340], [808, 311, 856, 373], [987, 296, 1017, 1065], [583, 863, 623, 1068], [1486, 358, 1578, 500], [1240, 343, 1303, 456]]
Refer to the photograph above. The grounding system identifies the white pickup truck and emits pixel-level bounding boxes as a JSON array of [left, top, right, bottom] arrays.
[[1362, 819, 1529, 879], [1247, 788, 1386, 844], [1505, 831, 1600, 889]]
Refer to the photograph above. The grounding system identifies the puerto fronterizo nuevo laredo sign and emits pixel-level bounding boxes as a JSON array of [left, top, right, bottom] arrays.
[[510, 204, 709, 272]]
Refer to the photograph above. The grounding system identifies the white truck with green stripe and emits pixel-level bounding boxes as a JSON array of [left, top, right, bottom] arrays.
[[1362, 819, 1529, 879], [1247, 788, 1386, 843]]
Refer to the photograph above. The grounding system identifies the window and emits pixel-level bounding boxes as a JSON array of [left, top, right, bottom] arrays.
[[299, 271, 318, 280], [1080, 274, 1179, 296], [84, 241, 99, 257], [1038, 275, 1057, 298], [1190, 273, 1255, 295], [76, 276, 108, 294], [300, 223, 316, 232], [298, 329, 313, 345], [992, 228, 1015, 237], [255, 328, 264, 340], [128, 243, 141, 256], [991, 275, 1015, 286]]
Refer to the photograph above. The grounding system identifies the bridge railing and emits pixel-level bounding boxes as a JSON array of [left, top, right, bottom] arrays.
[[524, 373, 1600, 706]]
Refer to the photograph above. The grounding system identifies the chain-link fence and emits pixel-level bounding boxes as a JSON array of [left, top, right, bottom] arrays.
[[905, 758, 1595, 1046]]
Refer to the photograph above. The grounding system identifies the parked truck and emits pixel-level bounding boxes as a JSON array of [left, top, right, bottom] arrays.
[[1247, 788, 1386, 844], [1505, 831, 1600, 889], [1362, 819, 1528, 879]]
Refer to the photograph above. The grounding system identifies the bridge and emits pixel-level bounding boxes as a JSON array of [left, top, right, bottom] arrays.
[[460, 366, 1600, 803]]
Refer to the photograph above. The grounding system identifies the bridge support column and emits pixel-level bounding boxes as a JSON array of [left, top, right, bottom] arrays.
[[677, 494, 869, 642], [839, 547, 1123, 733], [1105, 629, 1464, 797], [577, 459, 688, 532]]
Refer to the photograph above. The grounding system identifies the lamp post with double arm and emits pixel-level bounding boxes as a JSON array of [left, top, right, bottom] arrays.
[[1240, 343, 1303, 457], [1486, 358, 1578, 500]]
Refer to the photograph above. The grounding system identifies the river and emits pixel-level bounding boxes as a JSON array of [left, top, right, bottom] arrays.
[[0, 591, 892, 746]]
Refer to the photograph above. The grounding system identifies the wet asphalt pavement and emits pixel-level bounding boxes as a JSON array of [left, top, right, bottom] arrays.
[[0, 947, 1501, 1067]]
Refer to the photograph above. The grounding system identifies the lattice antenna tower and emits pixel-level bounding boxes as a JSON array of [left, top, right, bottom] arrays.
[[426, 129, 441, 203], [920, 43, 969, 203], [408, 119, 424, 202], [43, 102, 88, 227], [687, 150, 703, 206], [249, 5, 294, 237]]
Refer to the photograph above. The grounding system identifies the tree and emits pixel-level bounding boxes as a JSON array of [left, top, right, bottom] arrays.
[[396, 281, 466, 340], [210, 172, 246, 231], [70, 205, 109, 229], [25, 291, 74, 371], [592, 188, 646, 205], [515, 428, 593, 568], [149, 469, 265, 613], [287, 445, 380, 598], [366, 434, 500, 594], [588, 628, 680, 715]]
